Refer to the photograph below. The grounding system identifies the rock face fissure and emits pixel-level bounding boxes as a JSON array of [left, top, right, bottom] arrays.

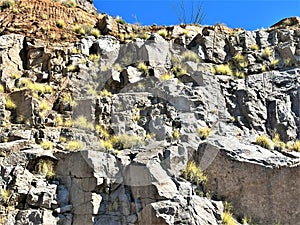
[[0, 3, 299, 224], [194, 141, 300, 225]]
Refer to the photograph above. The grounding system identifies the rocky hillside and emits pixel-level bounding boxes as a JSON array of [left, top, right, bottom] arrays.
[[0, 0, 299, 224]]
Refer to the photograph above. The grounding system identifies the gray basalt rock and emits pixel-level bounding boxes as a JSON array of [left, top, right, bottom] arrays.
[[193, 138, 300, 225], [1, 14, 300, 225]]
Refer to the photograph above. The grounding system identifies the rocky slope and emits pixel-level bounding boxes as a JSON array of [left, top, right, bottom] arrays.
[[0, 1, 300, 225]]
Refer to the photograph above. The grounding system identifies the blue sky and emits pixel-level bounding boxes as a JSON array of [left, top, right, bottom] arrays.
[[93, 0, 300, 30]]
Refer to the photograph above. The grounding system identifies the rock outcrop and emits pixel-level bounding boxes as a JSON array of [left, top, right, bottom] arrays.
[[0, 1, 299, 224]]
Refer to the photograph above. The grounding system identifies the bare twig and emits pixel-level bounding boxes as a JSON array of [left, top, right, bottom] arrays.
[[172, 0, 205, 25]]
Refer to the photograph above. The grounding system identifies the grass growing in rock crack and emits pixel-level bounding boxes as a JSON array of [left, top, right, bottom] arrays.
[[212, 64, 233, 76], [250, 44, 259, 51], [73, 116, 94, 131], [41, 141, 53, 150], [39, 100, 51, 111], [36, 159, 56, 179], [61, 0, 77, 7], [272, 133, 285, 150], [160, 73, 172, 81], [221, 201, 239, 225], [89, 54, 101, 62], [99, 89, 112, 97], [115, 16, 126, 24], [183, 160, 207, 186], [288, 140, 300, 152], [158, 29, 168, 38], [262, 47, 271, 59], [181, 51, 200, 63], [283, 57, 294, 67], [73, 24, 86, 35], [222, 212, 238, 225], [66, 140, 83, 151], [233, 53, 248, 68], [67, 64, 78, 72], [0, 84, 4, 93], [173, 64, 187, 77], [5, 97, 16, 110], [137, 62, 149, 75], [255, 134, 273, 150], [1, 189, 10, 202], [96, 125, 110, 139], [171, 129, 180, 140], [56, 19, 66, 28], [110, 134, 143, 150], [197, 127, 211, 140]]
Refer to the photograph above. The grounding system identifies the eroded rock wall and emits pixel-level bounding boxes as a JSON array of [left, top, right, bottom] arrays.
[[0, 15, 299, 225]]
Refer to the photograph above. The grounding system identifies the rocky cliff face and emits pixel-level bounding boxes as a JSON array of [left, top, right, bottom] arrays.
[[0, 1, 299, 225]]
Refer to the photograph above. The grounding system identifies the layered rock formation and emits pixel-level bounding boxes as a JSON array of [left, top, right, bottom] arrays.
[[0, 1, 299, 225]]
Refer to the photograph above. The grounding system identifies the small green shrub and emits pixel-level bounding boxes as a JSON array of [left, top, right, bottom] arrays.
[[271, 59, 279, 67], [71, 47, 81, 54], [283, 57, 294, 67], [11, 73, 20, 79], [181, 51, 199, 63], [0, 84, 4, 93], [171, 129, 180, 140], [36, 159, 55, 179], [1, 189, 10, 202], [59, 136, 67, 143], [256, 135, 272, 149], [139, 33, 150, 40], [90, 28, 101, 38], [158, 29, 168, 38], [73, 24, 85, 35], [39, 100, 51, 111], [137, 62, 149, 75], [54, 115, 64, 126], [115, 16, 126, 24], [272, 133, 285, 150], [233, 53, 248, 68], [242, 216, 257, 225], [66, 140, 83, 151], [110, 134, 143, 150], [234, 70, 245, 78], [5, 97, 16, 110], [182, 29, 189, 35], [89, 54, 101, 62], [160, 73, 172, 81], [64, 118, 73, 127], [41, 141, 53, 150], [99, 139, 113, 150], [56, 19, 66, 28], [113, 63, 123, 72], [42, 25, 51, 32], [99, 89, 112, 97], [223, 201, 232, 212], [41, 14, 48, 20], [250, 44, 259, 51], [73, 116, 94, 130], [173, 65, 187, 77], [289, 140, 300, 152], [262, 47, 271, 58], [183, 160, 208, 185], [214, 64, 233, 76], [62, 0, 76, 7], [67, 64, 78, 72], [198, 127, 211, 139], [96, 125, 110, 139], [222, 212, 238, 225]]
